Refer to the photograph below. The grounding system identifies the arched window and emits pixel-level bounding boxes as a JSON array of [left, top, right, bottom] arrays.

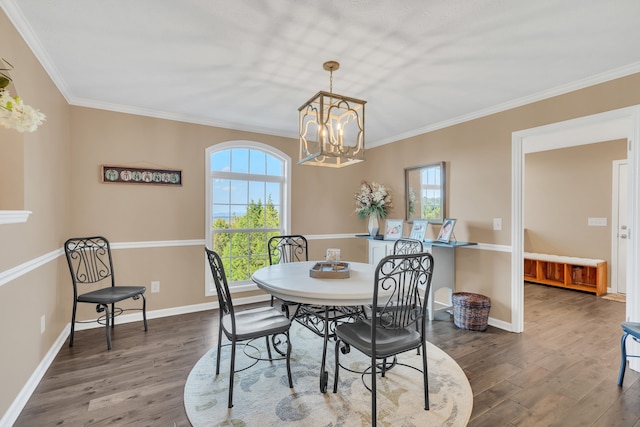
[[205, 141, 290, 294]]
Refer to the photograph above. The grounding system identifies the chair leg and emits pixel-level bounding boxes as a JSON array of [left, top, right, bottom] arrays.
[[265, 336, 273, 360], [104, 304, 112, 350], [111, 303, 115, 328], [141, 293, 148, 331], [618, 332, 629, 386], [333, 339, 341, 393], [371, 353, 377, 427], [422, 341, 430, 410], [69, 300, 77, 347], [228, 339, 237, 408], [216, 324, 223, 375], [286, 331, 293, 388]]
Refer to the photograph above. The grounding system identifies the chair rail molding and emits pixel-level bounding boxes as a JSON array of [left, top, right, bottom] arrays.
[[0, 240, 205, 288], [0, 248, 61, 287]]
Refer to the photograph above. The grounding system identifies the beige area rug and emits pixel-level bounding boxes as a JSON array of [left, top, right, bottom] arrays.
[[184, 323, 473, 426], [602, 293, 626, 303]]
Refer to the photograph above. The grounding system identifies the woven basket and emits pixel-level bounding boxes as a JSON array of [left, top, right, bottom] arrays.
[[452, 292, 491, 331]]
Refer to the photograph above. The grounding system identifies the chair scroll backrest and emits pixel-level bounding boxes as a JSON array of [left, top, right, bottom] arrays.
[[205, 248, 235, 318], [64, 236, 116, 293], [373, 252, 434, 330], [392, 237, 424, 255], [268, 235, 308, 265]]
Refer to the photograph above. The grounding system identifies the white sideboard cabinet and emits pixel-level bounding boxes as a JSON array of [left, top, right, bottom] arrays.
[[364, 237, 476, 320]]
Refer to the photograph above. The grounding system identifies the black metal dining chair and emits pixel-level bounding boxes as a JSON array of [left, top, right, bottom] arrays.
[[205, 247, 293, 408], [64, 236, 148, 350], [333, 251, 434, 426], [393, 237, 424, 255], [618, 322, 640, 386], [392, 237, 425, 355], [267, 235, 308, 318]]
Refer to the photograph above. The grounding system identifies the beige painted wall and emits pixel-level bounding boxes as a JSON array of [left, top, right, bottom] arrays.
[[3, 4, 640, 420], [525, 140, 627, 280], [0, 123, 24, 210], [0, 10, 72, 418]]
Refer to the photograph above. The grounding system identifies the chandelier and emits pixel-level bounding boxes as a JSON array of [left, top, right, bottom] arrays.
[[298, 61, 366, 168]]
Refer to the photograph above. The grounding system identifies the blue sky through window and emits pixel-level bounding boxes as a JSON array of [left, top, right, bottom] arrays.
[[210, 148, 284, 223], [211, 148, 283, 177]]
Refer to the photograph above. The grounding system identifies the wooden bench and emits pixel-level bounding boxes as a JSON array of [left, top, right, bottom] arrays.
[[523, 252, 607, 296]]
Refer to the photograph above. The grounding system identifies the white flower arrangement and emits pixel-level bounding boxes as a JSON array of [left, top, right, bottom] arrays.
[[0, 89, 46, 133], [354, 181, 393, 219], [0, 59, 46, 133]]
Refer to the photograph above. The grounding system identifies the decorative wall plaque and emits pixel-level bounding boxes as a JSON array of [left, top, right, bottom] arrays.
[[101, 165, 182, 186]]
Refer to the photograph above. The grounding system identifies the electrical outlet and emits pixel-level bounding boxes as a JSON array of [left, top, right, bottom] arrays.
[[493, 218, 502, 231], [41, 315, 46, 334], [151, 281, 160, 293]]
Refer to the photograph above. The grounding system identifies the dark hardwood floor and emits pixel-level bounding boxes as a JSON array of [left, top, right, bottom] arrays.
[[14, 283, 639, 426]]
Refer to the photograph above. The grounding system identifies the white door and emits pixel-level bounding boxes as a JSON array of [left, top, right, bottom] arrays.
[[612, 160, 628, 294]]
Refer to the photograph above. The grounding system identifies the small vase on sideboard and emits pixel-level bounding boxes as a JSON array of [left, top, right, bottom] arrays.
[[368, 215, 379, 237]]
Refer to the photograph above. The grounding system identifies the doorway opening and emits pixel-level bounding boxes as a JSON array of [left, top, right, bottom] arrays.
[[511, 106, 640, 334]]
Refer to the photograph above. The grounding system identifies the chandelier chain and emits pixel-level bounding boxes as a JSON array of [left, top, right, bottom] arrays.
[[329, 70, 333, 94]]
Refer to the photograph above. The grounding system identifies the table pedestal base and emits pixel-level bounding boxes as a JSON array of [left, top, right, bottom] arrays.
[[293, 304, 366, 392]]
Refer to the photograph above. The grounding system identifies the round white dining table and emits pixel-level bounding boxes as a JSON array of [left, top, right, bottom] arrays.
[[251, 260, 379, 392], [251, 261, 379, 306]]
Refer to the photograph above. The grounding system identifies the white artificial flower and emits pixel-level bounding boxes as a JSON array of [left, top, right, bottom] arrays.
[[0, 89, 46, 133], [354, 181, 393, 219]]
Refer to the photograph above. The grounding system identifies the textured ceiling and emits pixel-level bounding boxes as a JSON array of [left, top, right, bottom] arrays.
[[2, 0, 640, 147]]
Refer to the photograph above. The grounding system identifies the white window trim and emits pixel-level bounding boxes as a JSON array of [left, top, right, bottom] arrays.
[[204, 140, 291, 296]]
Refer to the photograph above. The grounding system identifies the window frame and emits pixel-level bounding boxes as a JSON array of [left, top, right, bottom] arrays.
[[205, 141, 291, 295]]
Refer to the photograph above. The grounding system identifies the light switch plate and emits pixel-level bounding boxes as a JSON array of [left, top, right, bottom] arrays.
[[493, 218, 502, 230], [587, 217, 607, 227]]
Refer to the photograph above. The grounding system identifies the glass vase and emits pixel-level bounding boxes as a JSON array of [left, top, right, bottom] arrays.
[[368, 215, 379, 237]]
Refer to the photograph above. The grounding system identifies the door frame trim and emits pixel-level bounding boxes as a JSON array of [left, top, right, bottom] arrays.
[[611, 159, 628, 295], [511, 105, 639, 333]]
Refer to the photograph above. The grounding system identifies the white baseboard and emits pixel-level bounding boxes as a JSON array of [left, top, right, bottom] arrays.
[[487, 316, 513, 332], [0, 325, 69, 427]]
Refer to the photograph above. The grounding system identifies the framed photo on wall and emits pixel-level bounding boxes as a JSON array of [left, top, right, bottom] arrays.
[[384, 219, 403, 240], [410, 220, 428, 241], [436, 218, 457, 243]]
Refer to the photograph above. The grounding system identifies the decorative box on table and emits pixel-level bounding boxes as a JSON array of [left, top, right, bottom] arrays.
[[309, 262, 350, 279]]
